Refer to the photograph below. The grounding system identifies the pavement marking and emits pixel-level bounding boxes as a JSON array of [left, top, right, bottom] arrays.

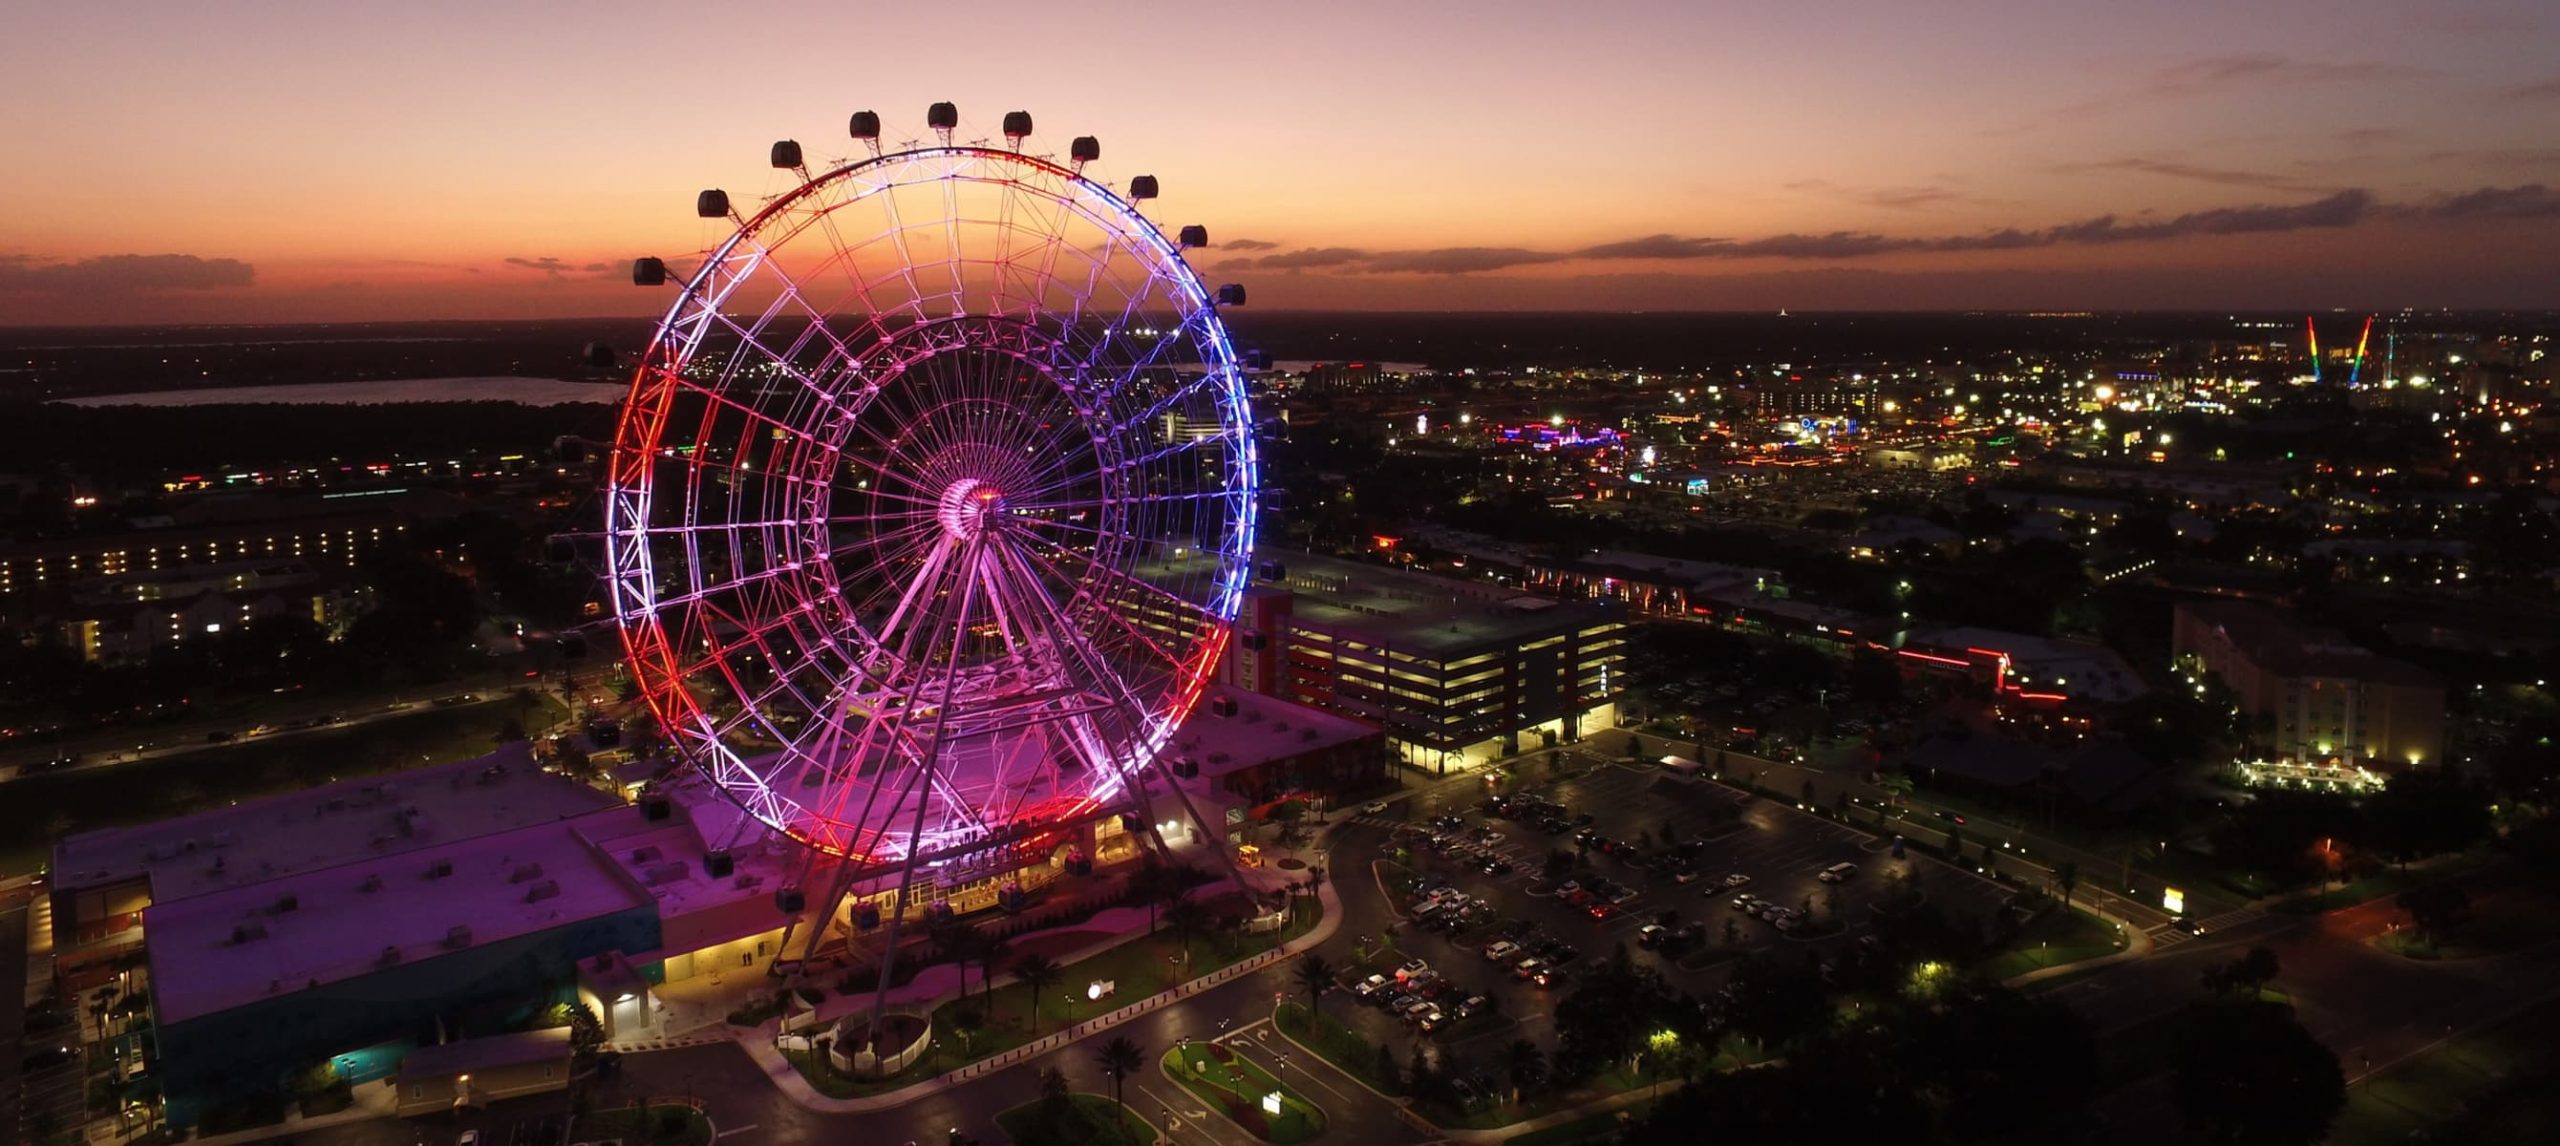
[[713, 1124, 759, 1138]]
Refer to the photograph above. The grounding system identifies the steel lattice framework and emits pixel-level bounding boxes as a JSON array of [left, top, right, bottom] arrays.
[[607, 132, 1256, 876]]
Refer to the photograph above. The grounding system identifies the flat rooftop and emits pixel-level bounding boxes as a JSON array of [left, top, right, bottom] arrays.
[[52, 745, 623, 901], [1166, 684, 1378, 779], [145, 810, 649, 1026], [1268, 550, 1624, 657]]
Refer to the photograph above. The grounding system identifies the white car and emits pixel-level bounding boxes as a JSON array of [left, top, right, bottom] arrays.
[[1483, 941, 1521, 962], [1722, 873, 1753, 888], [1818, 862, 1858, 884], [1363, 801, 1390, 814]]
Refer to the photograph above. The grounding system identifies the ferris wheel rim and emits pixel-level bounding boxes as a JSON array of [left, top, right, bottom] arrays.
[[604, 132, 1256, 865]]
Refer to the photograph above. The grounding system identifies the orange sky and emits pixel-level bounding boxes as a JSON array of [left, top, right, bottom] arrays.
[[4, 0, 2557, 323]]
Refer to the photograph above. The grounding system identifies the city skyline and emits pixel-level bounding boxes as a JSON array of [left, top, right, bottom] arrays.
[[4, 0, 2559, 324]]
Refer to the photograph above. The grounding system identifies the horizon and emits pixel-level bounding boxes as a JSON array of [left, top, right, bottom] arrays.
[[5, 1, 2558, 323]]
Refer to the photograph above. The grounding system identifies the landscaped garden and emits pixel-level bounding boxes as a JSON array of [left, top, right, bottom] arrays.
[[1163, 1042, 1326, 1144], [995, 1093, 1155, 1146], [1973, 905, 2126, 980], [783, 889, 1320, 1097], [575, 1103, 714, 1146]]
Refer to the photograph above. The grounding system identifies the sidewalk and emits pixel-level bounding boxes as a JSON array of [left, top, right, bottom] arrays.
[[729, 874, 1345, 1113], [170, 1078, 401, 1146]]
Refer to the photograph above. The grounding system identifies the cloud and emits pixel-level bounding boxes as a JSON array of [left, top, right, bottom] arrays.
[[2038, 189, 2373, 244], [1200, 184, 2544, 278], [2510, 75, 2560, 100], [1254, 247, 1371, 270], [2424, 184, 2560, 219], [1361, 247, 1565, 274], [1784, 178, 1981, 211], [0, 253, 255, 294], [1219, 238, 1281, 251], [503, 256, 616, 279], [2150, 53, 2414, 95], [1573, 234, 1730, 260], [2059, 157, 2322, 194]]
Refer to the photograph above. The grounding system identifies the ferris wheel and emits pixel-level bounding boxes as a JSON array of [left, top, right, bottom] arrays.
[[607, 104, 1257, 885]]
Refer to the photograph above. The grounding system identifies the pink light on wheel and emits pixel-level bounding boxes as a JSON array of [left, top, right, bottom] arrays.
[[608, 112, 1256, 870]]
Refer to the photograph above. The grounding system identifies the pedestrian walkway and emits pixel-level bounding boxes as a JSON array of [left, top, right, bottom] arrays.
[[717, 875, 1346, 1115]]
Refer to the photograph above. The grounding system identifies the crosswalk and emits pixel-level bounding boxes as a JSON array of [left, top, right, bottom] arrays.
[[2147, 903, 2267, 949]]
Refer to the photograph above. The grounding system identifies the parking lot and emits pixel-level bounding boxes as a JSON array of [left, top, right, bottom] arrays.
[[1332, 760, 2015, 1069]]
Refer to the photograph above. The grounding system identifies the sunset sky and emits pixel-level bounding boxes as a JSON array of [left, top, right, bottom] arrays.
[[4, 0, 2557, 324]]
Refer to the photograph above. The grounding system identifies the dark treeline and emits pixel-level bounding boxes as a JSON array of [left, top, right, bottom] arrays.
[[0, 400, 617, 489]]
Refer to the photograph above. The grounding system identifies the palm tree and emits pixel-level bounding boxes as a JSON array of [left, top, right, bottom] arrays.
[[1127, 861, 1166, 934], [1877, 771, 1914, 807], [1164, 893, 1211, 966], [1012, 952, 1062, 1035], [977, 931, 1012, 1012], [1500, 1039, 1545, 1104], [1094, 1036, 1145, 1139], [1294, 953, 1336, 1019]]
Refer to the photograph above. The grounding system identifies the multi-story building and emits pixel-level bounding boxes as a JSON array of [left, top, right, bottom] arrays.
[[2171, 600, 2445, 769], [1227, 551, 1628, 771]]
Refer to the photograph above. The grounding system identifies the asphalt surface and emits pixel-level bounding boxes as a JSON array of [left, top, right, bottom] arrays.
[[1326, 757, 2015, 1077]]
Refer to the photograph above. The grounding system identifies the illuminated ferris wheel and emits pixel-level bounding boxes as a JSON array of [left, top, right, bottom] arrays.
[[607, 104, 1257, 885]]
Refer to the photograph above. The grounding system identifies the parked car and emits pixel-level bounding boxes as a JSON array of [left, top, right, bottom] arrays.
[[1363, 801, 1389, 814], [1609, 887, 1639, 905], [1511, 958, 1547, 981], [1818, 862, 1858, 883], [1354, 973, 1390, 998], [1483, 941, 1521, 962], [1722, 873, 1753, 888]]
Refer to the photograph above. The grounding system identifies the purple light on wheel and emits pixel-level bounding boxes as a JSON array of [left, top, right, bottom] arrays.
[[607, 126, 1255, 868]]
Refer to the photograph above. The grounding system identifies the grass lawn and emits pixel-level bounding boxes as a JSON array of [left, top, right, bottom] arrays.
[[786, 894, 1321, 1097], [1273, 1001, 1403, 1095], [994, 1093, 1156, 1146], [2097, 997, 2293, 1088], [1503, 1100, 1658, 1146], [576, 1103, 713, 1146], [2, 694, 566, 874], [2329, 995, 2560, 1146], [1973, 907, 2127, 981], [1164, 1043, 1325, 1144], [2273, 851, 2494, 915]]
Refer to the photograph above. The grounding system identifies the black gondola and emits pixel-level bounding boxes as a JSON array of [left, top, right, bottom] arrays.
[[631, 257, 667, 286], [770, 139, 802, 168], [1070, 136, 1101, 164], [1129, 174, 1159, 200], [849, 110, 881, 141], [1178, 225, 1209, 248], [1001, 110, 1033, 141], [696, 189, 730, 218], [927, 101, 959, 131], [1215, 283, 1247, 306]]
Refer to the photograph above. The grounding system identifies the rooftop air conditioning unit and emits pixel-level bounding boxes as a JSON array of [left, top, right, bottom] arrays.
[[525, 880, 562, 903], [509, 862, 545, 883], [426, 859, 454, 879], [444, 924, 473, 949]]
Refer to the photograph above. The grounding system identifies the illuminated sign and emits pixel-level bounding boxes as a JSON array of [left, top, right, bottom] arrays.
[[1263, 1092, 1283, 1116], [2161, 887, 2184, 914]]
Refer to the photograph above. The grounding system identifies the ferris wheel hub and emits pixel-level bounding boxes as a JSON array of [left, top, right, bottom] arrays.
[[936, 478, 1009, 541]]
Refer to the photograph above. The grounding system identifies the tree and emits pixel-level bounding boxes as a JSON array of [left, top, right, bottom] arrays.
[[1295, 954, 1336, 1019], [951, 1006, 984, 1054], [1722, 954, 1831, 1051], [1164, 893, 1211, 965], [1877, 771, 1913, 806], [2398, 883, 2472, 946], [1012, 953, 1062, 1035], [2056, 860, 2079, 909], [2360, 769, 2491, 873], [1093, 1036, 1144, 1135], [977, 931, 1012, 1012], [2173, 1004, 2344, 1146], [1374, 1044, 1401, 1093], [564, 1002, 606, 1057], [1038, 1065, 1070, 1113], [1500, 1038, 1546, 1104]]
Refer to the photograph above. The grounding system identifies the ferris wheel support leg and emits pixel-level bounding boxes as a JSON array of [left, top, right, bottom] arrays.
[[856, 531, 990, 1061]]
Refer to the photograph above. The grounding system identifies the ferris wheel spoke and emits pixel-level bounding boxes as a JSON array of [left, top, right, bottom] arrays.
[[613, 140, 1253, 870]]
